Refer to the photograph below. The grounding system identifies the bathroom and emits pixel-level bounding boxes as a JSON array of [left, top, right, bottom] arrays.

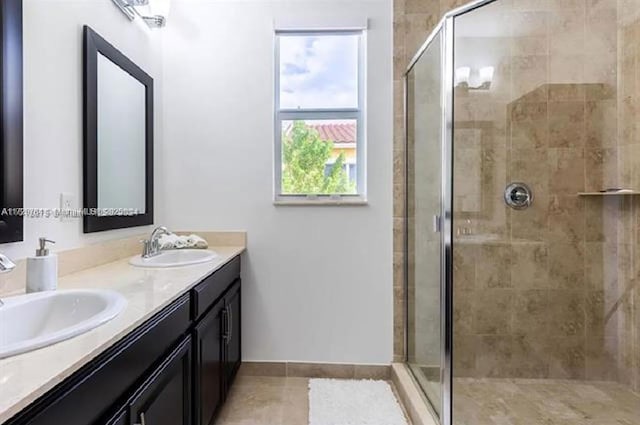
[[0, 0, 638, 424]]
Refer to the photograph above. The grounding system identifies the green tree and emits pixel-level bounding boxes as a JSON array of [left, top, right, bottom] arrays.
[[282, 121, 356, 194]]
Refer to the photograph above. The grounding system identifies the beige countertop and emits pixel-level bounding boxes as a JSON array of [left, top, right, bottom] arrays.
[[0, 244, 245, 424]]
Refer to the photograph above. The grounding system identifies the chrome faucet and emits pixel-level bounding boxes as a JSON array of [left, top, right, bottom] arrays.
[[141, 226, 172, 258]]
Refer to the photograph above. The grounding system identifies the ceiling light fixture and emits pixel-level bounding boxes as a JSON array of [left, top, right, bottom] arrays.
[[111, 0, 169, 29]]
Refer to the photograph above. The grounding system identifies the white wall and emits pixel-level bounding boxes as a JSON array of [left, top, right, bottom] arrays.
[[1, 0, 163, 261], [11, 0, 392, 364], [161, 0, 393, 364]]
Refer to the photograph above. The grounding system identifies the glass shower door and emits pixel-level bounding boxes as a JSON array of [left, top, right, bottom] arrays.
[[405, 28, 444, 418]]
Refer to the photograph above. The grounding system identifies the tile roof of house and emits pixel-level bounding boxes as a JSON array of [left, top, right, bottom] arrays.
[[283, 122, 357, 144], [309, 122, 356, 144]]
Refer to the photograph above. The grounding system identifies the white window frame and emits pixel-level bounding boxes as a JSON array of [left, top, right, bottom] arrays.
[[274, 29, 367, 205]]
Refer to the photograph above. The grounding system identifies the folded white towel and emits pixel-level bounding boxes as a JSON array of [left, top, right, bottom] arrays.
[[158, 234, 209, 250], [186, 234, 208, 249]]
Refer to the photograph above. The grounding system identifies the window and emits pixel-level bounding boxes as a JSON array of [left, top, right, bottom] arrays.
[[274, 30, 365, 203]]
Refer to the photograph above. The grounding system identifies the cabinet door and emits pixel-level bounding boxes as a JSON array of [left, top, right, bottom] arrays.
[[103, 409, 127, 425], [193, 299, 225, 425], [225, 280, 241, 388], [128, 337, 192, 425]]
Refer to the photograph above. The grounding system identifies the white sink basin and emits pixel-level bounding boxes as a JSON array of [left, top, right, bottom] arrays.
[[129, 249, 218, 268], [0, 289, 127, 359]]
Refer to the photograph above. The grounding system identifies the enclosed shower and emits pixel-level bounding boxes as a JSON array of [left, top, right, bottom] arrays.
[[404, 0, 640, 424]]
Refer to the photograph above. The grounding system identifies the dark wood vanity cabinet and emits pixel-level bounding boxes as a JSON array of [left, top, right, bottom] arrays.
[[193, 278, 242, 425], [106, 336, 193, 425], [128, 336, 192, 425], [224, 280, 241, 388], [6, 256, 242, 425], [104, 410, 127, 425], [193, 298, 225, 425]]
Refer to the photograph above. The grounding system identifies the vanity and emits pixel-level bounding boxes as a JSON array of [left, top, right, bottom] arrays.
[[0, 6, 243, 425], [0, 242, 245, 425]]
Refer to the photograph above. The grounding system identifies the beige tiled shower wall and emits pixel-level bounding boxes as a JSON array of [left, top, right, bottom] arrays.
[[393, 0, 468, 362], [446, 0, 640, 392]]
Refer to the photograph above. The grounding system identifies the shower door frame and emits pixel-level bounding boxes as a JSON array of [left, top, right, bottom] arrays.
[[403, 1, 496, 424]]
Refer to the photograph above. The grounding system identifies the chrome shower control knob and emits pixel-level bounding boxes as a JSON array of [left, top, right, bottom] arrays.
[[504, 183, 533, 210]]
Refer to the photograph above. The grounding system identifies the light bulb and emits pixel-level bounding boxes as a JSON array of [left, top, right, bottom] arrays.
[[455, 67, 471, 86], [479, 66, 494, 85]]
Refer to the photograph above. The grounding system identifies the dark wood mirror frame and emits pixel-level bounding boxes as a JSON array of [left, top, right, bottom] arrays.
[[83, 26, 154, 233], [0, 0, 24, 243]]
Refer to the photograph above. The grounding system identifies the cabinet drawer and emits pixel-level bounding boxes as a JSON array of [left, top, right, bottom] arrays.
[[192, 256, 240, 320]]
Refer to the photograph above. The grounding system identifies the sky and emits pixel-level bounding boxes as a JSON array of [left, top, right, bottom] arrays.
[[279, 34, 359, 110]]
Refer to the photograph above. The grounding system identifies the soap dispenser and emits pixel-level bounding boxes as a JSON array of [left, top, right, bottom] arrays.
[[26, 237, 57, 293]]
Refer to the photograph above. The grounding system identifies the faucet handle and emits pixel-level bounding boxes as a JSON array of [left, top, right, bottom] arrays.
[[0, 253, 16, 273], [139, 239, 152, 257]]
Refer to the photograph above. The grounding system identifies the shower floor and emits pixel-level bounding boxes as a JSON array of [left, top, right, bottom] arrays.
[[453, 377, 640, 425]]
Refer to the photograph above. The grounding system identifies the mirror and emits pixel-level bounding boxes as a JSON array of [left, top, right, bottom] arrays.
[[83, 26, 153, 233], [96, 53, 146, 215], [0, 0, 24, 243]]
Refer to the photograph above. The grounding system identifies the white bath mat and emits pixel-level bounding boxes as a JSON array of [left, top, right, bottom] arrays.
[[308, 378, 409, 425]]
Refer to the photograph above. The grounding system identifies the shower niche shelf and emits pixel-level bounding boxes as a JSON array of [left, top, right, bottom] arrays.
[[578, 191, 640, 196]]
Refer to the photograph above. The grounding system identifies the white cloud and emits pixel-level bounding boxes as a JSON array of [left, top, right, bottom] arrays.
[[279, 34, 358, 109]]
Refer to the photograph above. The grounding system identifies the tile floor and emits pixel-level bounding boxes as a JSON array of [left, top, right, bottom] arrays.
[[217, 374, 410, 425], [453, 378, 640, 425], [216, 375, 309, 425], [218, 374, 640, 425]]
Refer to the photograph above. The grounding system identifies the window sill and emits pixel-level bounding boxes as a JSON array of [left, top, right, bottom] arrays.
[[273, 197, 368, 206]]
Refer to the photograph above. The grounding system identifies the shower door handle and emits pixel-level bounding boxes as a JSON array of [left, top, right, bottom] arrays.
[[433, 215, 442, 233]]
